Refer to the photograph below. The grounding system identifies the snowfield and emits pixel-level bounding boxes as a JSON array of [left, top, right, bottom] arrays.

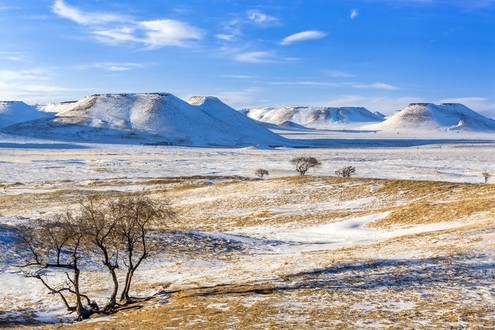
[[1, 94, 495, 327], [1, 128, 495, 328]]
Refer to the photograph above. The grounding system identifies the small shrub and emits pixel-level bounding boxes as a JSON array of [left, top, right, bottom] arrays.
[[335, 166, 356, 178], [254, 168, 269, 179], [290, 157, 321, 176], [482, 171, 491, 184]]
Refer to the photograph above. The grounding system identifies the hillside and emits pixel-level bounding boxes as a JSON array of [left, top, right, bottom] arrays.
[[243, 106, 385, 128], [370, 103, 495, 132], [0, 101, 51, 129], [2, 93, 287, 147]]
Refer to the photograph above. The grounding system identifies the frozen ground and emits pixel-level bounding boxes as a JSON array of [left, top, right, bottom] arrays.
[[0, 130, 494, 185], [0, 131, 495, 328]]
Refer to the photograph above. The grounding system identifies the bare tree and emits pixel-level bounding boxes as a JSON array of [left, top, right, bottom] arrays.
[[254, 168, 269, 179], [481, 171, 491, 184], [290, 157, 321, 176], [78, 195, 120, 312], [112, 194, 175, 304], [335, 166, 356, 178], [18, 213, 97, 320], [17, 192, 176, 320]]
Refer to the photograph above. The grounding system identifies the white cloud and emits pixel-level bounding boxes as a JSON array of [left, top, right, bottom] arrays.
[[52, 0, 204, 49], [329, 70, 356, 78], [266, 80, 398, 90], [234, 51, 276, 63], [0, 69, 72, 102], [216, 33, 236, 41], [246, 10, 280, 26], [350, 9, 359, 19], [373, 0, 495, 9], [280, 30, 327, 45], [0, 51, 29, 62], [268, 81, 339, 87], [351, 82, 399, 90], [80, 62, 149, 72], [139, 20, 204, 48], [52, 0, 127, 25], [221, 74, 254, 79]]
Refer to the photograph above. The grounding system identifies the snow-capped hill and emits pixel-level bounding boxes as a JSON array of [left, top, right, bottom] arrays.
[[0, 101, 51, 129], [4, 93, 287, 147], [38, 101, 78, 114], [188, 95, 284, 139], [370, 103, 495, 131], [243, 106, 384, 128]]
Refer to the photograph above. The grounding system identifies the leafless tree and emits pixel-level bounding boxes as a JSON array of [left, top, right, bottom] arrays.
[[335, 166, 356, 178], [17, 192, 176, 320], [78, 195, 120, 312], [482, 171, 491, 184], [111, 194, 175, 304], [290, 157, 321, 176], [18, 213, 97, 320], [254, 168, 269, 179]]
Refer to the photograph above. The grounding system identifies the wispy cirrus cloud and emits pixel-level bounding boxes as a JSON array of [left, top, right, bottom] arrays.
[[234, 51, 276, 63], [215, 9, 278, 42], [78, 62, 150, 72], [246, 9, 280, 26], [51, 0, 204, 49], [0, 51, 30, 62], [329, 70, 356, 78], [280, 30, 327, 45], [221, 74, 254, 80], [0, 69, 73, 101], [371, 0, 495, 9], [267, 80, 399, 91], [52, 0, 127, 25], [352, 82, 399, 90]]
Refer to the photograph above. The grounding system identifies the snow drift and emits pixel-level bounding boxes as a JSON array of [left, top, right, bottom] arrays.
[[0, 101, 52, 129], [243, 106, 385, 129], [3, 93, 287, 147], [369, 103, 495, 132]]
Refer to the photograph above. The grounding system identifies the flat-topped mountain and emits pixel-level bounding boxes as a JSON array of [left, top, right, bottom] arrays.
[[243, 106, 385, 128], [2, 93, 287, 147]]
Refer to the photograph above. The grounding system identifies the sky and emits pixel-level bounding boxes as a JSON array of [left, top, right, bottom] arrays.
[[0, 0, 494, 115]]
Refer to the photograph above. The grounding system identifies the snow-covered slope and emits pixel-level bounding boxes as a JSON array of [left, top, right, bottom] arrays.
[[3, 93, 287, 147], [0, 101, 52, 129], [38, 101, 78, 114], [243, 106, 385, 128], [369, 103, 495, 132], [188, 96, 287, 138]]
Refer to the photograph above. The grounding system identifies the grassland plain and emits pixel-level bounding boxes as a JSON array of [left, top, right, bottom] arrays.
[[1, 175, 494, 329]]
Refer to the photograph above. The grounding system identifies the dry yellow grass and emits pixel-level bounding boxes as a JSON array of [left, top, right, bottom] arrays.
[[4, 175, 495, 329]]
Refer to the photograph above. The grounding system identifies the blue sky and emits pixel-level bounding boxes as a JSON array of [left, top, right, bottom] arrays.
[[0, 0, 494, 115]]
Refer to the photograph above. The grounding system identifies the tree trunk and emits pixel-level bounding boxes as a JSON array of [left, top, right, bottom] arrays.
[[120, 268, 134, 304], [74, 268, 90, 320]]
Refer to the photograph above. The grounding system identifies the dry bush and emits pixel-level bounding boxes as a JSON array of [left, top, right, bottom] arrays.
[[254, 169, 269, 179], [290, 157, 321, 176], [335, 166, 356, 178]]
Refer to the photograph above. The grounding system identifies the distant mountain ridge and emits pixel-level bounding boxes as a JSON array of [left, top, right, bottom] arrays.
[[243, 106, 385, 128], [2, 93, 287, 147], [368, 103, 495, 132], [0, 101, 51, 129]]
